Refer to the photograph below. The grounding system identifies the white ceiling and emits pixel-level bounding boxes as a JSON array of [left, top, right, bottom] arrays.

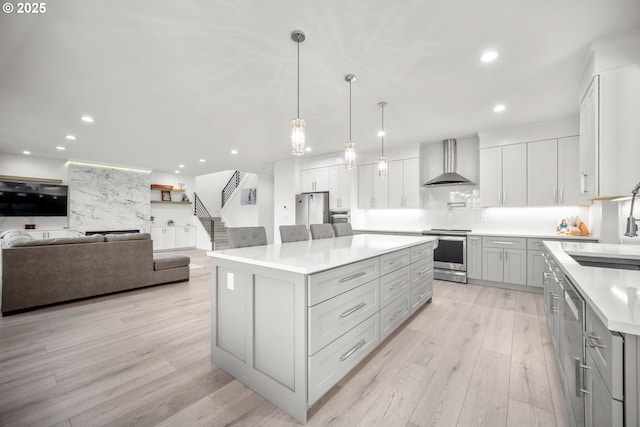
[[1, 1, 639, 176]]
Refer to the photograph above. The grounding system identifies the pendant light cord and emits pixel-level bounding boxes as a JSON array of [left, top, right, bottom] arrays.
[[296, 36, 300, 119], [381, 103, 384, 156], [349, 79, 352, 141]]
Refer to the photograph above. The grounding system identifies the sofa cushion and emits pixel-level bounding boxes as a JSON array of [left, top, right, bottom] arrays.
[[154, 254, 190, 270], [1, 230, 35, 248], [105, 233, 151, 242], [11, 234, 106, 247]]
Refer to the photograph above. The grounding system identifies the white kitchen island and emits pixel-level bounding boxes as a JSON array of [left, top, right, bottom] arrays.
[[208, 234, 436, 423]]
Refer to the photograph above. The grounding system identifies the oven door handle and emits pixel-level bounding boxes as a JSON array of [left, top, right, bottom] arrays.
[[434, 236, 466, 242]]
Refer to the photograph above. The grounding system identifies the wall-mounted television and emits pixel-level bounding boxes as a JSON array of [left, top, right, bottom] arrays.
[[0, 180, 68, 217]]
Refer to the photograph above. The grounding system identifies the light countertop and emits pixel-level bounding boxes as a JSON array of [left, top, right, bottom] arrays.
[[353, 228, 597, 240], [544, 241, 640, 335], [208, 234, 436, 275]]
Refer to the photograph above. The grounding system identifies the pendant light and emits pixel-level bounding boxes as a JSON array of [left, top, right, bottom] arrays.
[[291, 30, 306, 156], [344, 74, 357, 169], [377, 101, 388, 178]]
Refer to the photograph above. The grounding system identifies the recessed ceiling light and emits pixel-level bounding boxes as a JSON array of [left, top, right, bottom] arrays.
[[199, 158, 206, 163], [80, 115, 94, 123], [179, 164, 185, 168], [493, 104, 506, 112], [480, 51, 499, 63], [305, 147, 312, 152], [22, 150, 31, 155], [65, 134, 77, 141], [230, 149, 238, 155], [377, 130, 385, 137], [175, 170, 180, 174], [56, 146, 66, 150]]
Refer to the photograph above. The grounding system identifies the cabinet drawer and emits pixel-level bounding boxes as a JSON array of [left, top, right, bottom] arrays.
[[585, 349, 623, 427], [410, 257, 433, 287], [527, 238, 547, 251], [380, 265, 410, 308], [380, 292, 410, 342], [411, 243, 433, 262], [309, 257, 379, 306], [309, 280, 379, 355], [585, 304, 623, 400], [483, 236, 526, 249], [380, 249, 411, 276], [410, 280, 432, 314], [308, 314, 379, 405]]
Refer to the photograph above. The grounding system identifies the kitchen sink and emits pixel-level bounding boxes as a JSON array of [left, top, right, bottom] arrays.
[[569, 254, 640, 271]]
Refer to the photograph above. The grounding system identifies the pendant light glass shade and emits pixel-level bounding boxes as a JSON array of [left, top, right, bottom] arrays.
[[377, 101, 388, 178], [344, 74, 357, 169], [291, 30, 306, 156], [291, 118, 305, 156]]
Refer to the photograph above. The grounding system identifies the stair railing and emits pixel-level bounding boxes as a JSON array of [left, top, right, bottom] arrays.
[[194, 192, 214, 250], [221, 171, 246, 208]]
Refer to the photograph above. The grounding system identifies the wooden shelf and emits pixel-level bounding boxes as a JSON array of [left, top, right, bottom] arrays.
[[150, 201, 192, 205], [150, 186, 184, 192]]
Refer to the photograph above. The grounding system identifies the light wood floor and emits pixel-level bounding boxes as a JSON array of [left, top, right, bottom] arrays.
[[0, 249, 570, 427]]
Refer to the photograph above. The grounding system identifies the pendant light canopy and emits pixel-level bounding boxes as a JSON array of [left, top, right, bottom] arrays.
[[344, 74, 357, 169], [291, 30, 306, 156], [377, 101, 388, 178]]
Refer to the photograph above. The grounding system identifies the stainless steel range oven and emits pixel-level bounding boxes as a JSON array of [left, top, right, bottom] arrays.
[[421, 229, 470, 283]]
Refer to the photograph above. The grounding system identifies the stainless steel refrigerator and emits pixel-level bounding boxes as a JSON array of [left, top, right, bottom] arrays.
[[296, 192, 329, 229]]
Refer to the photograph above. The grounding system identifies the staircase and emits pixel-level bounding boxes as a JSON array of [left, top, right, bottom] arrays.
[[194, 193, 229, 250]]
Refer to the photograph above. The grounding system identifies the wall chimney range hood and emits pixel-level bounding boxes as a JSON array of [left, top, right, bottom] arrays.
[[424, 139, 474, 186]]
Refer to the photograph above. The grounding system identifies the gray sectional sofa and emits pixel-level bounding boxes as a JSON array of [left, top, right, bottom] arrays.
[[0, 230, 190, 315]]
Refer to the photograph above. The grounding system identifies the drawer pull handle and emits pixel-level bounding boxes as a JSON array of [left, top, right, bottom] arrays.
[[389, 257, 406, 265], [587, 334, 606, 349], [339, 271, 367, 283], [493, 241, 515, 245], [575, 357, 591, 397], [390, 308, 408, 321], [340, 339, 366, 361], [418, 290, 429, 299], [340, 302, 366, 318], [417, 268, 430, 276], [390, 280, 408, 290]]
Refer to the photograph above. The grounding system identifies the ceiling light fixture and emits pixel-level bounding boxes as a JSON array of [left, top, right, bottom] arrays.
[[480, 51, 498, 63], [80, 115, 94, 123], [230, 149, 238, 155], [377, 101, 388, 178], [290, 30, 306, 156], [56, 146, 66, 151], [65, 135, 77, 141], [305, 147, 312, 152], [344, 74, 357, 170], [179, 164, 185, 168], [175, 170, 180, 174], [199, 158, 206, 163], [23, 150, 31, 155], [493, 104, 506, 112]]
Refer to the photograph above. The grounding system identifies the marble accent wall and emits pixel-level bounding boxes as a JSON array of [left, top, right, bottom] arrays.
[[68, 164, 151, 233]]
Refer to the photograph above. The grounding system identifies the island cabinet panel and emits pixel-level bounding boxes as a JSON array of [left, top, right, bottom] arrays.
[[410, 280, 432, 314], [308, 314, 379, 405], [254, 276, 296, 389], [380, 248, 411, 276], [380, 265, 410, 307], [380, 291, 410, 341], [308, 280, 380, 355], [215, 267, 249, 362], [308, 258, 379, 306]]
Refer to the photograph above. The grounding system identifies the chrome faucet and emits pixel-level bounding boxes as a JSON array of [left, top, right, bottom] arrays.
[[625, 181, 640, 237]]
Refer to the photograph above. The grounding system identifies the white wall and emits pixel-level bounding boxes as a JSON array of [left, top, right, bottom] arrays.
[[273, 158, 297, 243], [221, 173, 275, 243], [194, 170, 235, 217]]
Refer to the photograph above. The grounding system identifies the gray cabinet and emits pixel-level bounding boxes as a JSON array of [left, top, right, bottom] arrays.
[[479, 144, 527, 207], [585, 349, 623, 427], [467, 236, 482, 280], [481, 236, 526, 285], [527, 250, 546, 288]]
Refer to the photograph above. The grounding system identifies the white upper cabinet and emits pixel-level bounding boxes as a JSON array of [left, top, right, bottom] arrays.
[[579, 75, 600, 200], [388, 158, 420, 209], [557, 136, 581, 205], [480, 144, 526, 207], [527, 137, 581, 206], [301, 167, 329, 193], [328, 165, 352, 209], [359, 164, 388, 209], [528, 139, 558, 206]]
